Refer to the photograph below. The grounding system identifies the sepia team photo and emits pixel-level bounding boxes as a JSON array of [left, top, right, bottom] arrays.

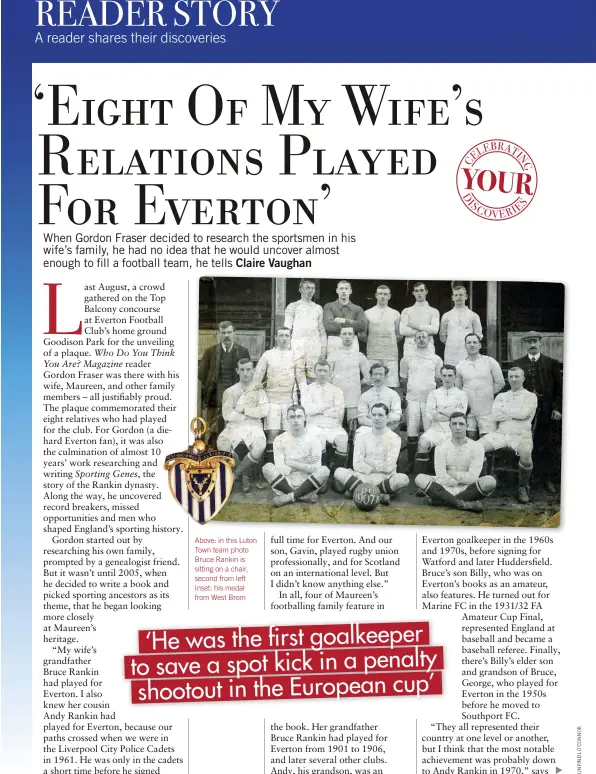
[[197, 277, 563, 523]]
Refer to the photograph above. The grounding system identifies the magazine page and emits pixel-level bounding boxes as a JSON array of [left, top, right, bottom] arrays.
[[2, 5, 595, 774]]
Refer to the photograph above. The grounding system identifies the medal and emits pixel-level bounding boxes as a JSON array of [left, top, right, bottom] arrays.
[[164, 417, 235, 525]]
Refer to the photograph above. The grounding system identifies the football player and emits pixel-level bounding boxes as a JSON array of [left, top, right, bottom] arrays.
[[262, 404, 330, 507], [217, 358, 268, 493], [455, 332, 505, 439], [480, 366, 537, 504], [415, 412, 497, 513], [284, 279, 327, 379], [333, 403, 409, 504]]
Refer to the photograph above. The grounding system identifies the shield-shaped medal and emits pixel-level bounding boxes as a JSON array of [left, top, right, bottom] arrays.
[[164, 417, 235, 524]]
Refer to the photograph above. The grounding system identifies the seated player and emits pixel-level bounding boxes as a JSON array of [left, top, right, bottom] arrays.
[[328, 325, 371, 422], [479, 366, 538, 504], [303, 361, 349, 472], [414, 364, 468, 474], [356, 362, 402, 437], [415, 412, 497, 513], [334, 403, 409, 504], [217, 358, 268, 493], [262, 404, 330, 507], [399, 329, 443, 471]]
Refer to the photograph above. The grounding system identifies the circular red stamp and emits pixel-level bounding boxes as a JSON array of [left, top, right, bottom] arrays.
[[456, 139, 537, 221]]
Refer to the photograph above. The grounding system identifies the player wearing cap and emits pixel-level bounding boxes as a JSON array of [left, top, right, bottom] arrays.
[[455, 333, 505, 439], [284, 279, 327, 380], [480, 366, 538, 504], [333, 403, 409, 504], [262, 404, 330, 507], [364, 285, 401, 389], [415, 412, 497, 513], [217, 358, 268, 493], [439, 284, 483, 367]]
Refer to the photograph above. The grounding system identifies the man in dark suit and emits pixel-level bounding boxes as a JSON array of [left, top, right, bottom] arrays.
[[198, 321, 250, 440], [512, 331, 562, 493]]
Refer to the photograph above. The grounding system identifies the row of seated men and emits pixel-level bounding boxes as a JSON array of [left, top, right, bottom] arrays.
[[214, 342, 544, 510]]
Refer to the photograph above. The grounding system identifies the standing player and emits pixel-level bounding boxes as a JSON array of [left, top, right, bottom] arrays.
[[333, 404, 409, 504], [480, 366, 538, 504], [198, 320, 250, 439], [414, 364, 468, 474], [456, 333, 505, 439], [400, 330, 443, 471], [414, 412, 497, 513], [303, 361, 349, 472], [328, 326, 371, 422], [217, 359, 268, 493], [284, 279, 327, 379], [400, 281, 440, 361], [439, 285, 483, 367], [262, 404, 330, 507], [323, 280, 366, 355], [357, 362, 402, 435], [254, 327, 306, 463], [364, 285, 401, 389]]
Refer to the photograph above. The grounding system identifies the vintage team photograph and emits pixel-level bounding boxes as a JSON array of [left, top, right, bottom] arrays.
[[196, 278, 563, 527]]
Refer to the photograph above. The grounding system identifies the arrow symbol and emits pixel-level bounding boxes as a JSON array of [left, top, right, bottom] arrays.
[[556, 767, 562, 772]]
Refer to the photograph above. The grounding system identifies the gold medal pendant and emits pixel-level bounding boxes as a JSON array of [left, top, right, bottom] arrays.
[[164, 417, 235, 525]]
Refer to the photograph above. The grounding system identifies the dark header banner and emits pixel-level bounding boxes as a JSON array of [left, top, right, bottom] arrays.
[[3, 0, 596, 63]]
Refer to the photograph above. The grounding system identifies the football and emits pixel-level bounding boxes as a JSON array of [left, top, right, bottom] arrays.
[[353, 483, 381, 511]]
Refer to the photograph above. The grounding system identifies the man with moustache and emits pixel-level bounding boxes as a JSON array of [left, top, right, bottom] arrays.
[[511, 331, 562, 493], [480, 366, 538, 504], [198, 320, 250, 439]]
